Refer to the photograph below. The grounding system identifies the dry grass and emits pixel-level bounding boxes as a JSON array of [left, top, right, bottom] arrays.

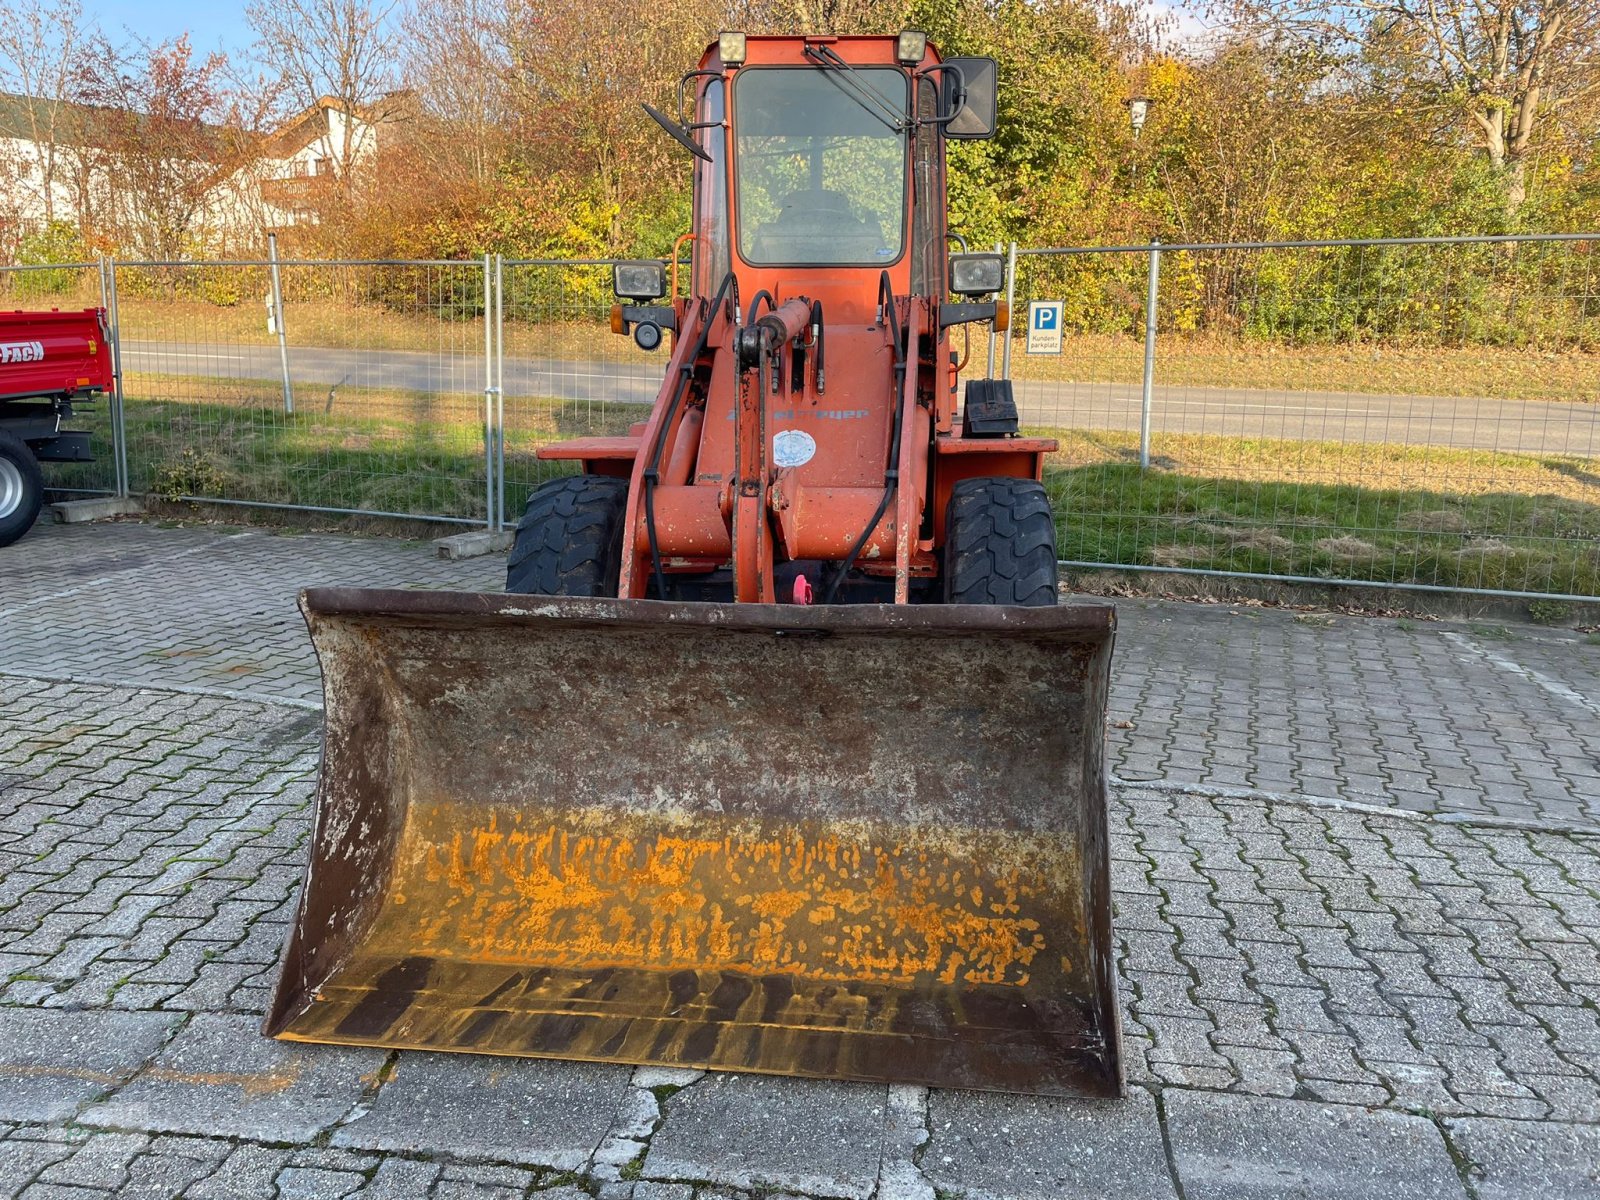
[[1041, 427, 1600, 508], [1010, 332, 1599, 403]]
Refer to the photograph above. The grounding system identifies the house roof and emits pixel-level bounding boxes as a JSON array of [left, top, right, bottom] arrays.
[[0, 90, 406, 155], [257, 92, 412, 158], [0, 93, 94, 145], [0, 90, 234, 147]]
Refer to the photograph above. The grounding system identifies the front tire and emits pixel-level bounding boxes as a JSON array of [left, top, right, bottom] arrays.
[[943, 476, 1059, 606], [0, 431, 44, 548], [506, 475, 630, 596]]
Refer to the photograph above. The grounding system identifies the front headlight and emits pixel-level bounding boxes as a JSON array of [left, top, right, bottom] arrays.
[[613, 260, 667, 302], [949, 253, 1004, 297]]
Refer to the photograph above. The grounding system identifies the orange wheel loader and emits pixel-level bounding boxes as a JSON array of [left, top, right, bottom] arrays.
[[266, 31, 1121, 1099]]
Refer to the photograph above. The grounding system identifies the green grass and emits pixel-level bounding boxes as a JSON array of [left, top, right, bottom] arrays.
[[1036, 425, 1600, 595], [45, 371, 637, 519], [39, 373, 1600, 597]]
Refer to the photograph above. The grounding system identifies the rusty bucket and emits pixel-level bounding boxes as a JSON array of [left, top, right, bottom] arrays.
[[264, 590, 1121, 1098]]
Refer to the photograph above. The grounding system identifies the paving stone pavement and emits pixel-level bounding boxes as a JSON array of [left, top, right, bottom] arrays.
[[4, 521, 1598, 824], [4, 671, 1600, 1198], [3, 517, 1600, 1198]]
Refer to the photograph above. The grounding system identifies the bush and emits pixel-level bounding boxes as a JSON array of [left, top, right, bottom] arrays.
[[11, 221, 90, 299], [151, 449, 225, 502]]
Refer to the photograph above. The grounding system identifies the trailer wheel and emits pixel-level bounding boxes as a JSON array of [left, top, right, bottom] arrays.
[[0, 431, 44, 549], [943, 476, 1059, 606], [506, 474, 630, 596]]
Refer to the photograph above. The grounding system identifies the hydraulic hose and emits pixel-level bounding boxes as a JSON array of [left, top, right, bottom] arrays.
[[643, 270, 735, 600], [823, 273, 905, 604]]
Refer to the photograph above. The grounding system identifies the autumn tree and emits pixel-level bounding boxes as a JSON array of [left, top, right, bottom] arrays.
[[402, 0, 508, 187], [1218, 0, 1600, 217], [245, 0, 403, 208], [490, 0, 722, 255], [76, 35, 243, 260]]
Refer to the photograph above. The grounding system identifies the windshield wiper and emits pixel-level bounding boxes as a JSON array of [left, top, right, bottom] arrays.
[[801, 44, 910, 133]]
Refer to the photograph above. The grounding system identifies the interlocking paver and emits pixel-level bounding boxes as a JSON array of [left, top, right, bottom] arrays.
[[331, 1052, 632, 1169], [1162, 1091, 1466, 1199], [4, 520, 1600, 1198]]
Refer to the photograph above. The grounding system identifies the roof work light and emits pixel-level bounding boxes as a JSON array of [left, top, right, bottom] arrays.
[[719, 31, 748, 65], [896, 30, 928, 65]]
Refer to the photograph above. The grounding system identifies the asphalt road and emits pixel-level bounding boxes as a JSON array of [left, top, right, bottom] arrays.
[[121, 339, 1600, 457]]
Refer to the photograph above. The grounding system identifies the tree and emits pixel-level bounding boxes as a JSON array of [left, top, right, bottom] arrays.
[[0, 0, 93, 226], [402, 0, 508, 187], [492, 0, 721, 254], [76, 35, 243, 260], [246, 0, 403, 206], [1218, 0, 1600, 217]]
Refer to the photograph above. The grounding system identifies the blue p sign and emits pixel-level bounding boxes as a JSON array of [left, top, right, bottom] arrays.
[[1026, 301, 1065, 354]]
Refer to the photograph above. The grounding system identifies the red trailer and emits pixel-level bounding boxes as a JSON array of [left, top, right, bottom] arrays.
[[0, 307, 113, 546]]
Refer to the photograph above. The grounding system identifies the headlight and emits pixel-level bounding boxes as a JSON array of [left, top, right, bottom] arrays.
[[949, 253, 1004, 297], [718, 31, 747, 66], [613, 260, 667, 301]]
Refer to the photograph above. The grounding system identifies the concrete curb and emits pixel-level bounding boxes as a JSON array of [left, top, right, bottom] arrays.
[[51, 496, 145, 523], [433, 530, 514, 560]]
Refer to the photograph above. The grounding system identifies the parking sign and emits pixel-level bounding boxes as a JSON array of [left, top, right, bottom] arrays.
[[1026, 301, 1064, 354]]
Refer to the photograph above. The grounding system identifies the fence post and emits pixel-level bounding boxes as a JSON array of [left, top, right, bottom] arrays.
[[986, 241, 1001, 378], [1140, 239, 1161, 471], [482, 253, 497, 530], [494, 254, 506, 532], [102, 258, 129, 499], [1001, 241, 1017, 379], [266, 233, 293, 415]]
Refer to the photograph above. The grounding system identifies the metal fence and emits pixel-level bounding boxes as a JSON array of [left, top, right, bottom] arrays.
[[1004, 233, 1598, 600], [4, 233, 1596, 600]]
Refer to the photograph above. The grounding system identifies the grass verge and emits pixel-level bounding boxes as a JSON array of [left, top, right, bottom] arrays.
[[39, 374, 1600, 597], [1037, 427, 1600, 595]]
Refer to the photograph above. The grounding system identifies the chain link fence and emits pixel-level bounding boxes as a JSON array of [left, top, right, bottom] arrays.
[[3, 237, 1596, 599], [1005, 234, 1599, 599], [498, 259, 664, 524]]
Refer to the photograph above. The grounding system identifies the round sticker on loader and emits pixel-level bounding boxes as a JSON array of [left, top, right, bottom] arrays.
[[772, 429, 817, 468]]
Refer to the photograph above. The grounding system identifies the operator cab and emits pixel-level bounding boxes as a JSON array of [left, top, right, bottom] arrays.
[[734, 67, 908, 267]]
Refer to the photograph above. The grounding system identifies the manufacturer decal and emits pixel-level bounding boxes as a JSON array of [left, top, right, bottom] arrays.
[[772, 429, 817, 468], [0, 341, 44, 364]]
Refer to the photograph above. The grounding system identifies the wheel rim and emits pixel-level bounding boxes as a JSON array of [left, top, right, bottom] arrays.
[[0, 457, 23, 521]]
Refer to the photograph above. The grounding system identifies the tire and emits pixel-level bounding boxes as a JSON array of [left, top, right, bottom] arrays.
[[942, 476, 1059, 606], [506, 474, 630, 596], [0, 431, 44, 549]]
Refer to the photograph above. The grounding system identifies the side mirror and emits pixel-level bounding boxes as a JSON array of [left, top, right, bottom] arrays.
[[942, 57, 997, 140], [613, 260, 667, 301]]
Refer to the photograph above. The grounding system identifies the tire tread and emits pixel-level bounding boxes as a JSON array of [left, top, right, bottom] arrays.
[[943, 476, 1059, 606], [505, 475, 629, 596]]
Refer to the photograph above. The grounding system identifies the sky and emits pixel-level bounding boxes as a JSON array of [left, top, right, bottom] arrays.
[[81, 0, 256, 57], [77, 0, 1217, 67]]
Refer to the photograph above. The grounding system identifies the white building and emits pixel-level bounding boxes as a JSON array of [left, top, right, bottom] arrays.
[[0, 91, 405, 255]]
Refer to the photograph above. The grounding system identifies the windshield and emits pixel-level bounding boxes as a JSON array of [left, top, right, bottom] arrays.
[[734, 67, 908, 266]]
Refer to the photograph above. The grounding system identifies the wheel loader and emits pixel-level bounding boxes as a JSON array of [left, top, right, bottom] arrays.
[[267, 32, 1121, 1099]]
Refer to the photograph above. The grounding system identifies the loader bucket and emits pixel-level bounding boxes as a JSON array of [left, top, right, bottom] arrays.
[[265, 590, 1121, 1098]]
